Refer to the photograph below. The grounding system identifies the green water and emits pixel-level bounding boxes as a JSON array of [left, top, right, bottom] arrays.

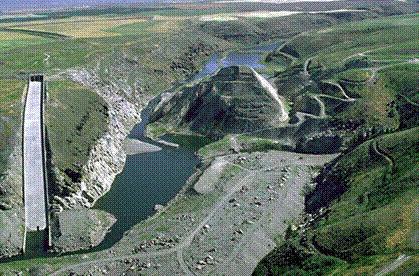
[[24, 231, 48, 257], [93, 134, 208, 250], [92, 101, 212, 250]]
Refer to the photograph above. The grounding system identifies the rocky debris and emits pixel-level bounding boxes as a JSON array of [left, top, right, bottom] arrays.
[[196, 254, 216, 270], [0, 202, 12, 210], [0, 209, 24, 259], [240, 185, 249, 193], [132, 236, 179, 253], [154, 204, 165, 212], [153, 92, 174, 112], [51, 209, 116, 253], [176, 213, 193, 221], [194, 157, 228, 194]]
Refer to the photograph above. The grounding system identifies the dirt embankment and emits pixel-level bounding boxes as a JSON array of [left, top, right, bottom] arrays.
[[49, 150, 338, 276]]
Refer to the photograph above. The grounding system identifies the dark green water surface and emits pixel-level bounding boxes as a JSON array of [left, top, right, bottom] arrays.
[[92, 103, 211, 250]]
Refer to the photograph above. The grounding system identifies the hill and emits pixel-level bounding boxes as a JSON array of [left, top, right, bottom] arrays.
[[148, 66, 288, 139], [254, 127, 419, 275]]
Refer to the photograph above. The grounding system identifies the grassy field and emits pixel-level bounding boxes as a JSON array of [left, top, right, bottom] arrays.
[[198, 134, 286, 159], [0, 80, 25, 180], [9, 17, 149, 38], [335, 69, 372, 83], [0, 30, 49, 49], [46, 80, 108, 196]]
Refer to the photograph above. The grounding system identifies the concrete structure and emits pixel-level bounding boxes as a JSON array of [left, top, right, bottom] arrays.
[[23, 75, 47, 231]]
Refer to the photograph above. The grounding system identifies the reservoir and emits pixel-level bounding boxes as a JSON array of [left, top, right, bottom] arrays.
[[192, 43, 277, 81]]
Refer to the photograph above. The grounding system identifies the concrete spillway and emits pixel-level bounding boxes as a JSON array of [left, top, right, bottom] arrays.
[[23, 75, 47, 231], [251, 68, 289, 122]]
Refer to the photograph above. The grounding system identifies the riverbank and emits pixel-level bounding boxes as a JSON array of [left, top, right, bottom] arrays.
[[44, 69, 144, 253], [123, 138, 162, 155]]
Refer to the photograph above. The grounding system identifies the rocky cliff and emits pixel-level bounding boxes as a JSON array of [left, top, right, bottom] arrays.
[[52, 69, 143, 209]]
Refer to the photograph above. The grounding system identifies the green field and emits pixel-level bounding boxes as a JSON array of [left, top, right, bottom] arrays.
[[0, 80, 25, 181]]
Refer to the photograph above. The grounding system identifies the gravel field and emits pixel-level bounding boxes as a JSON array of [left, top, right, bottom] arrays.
[[54, 150, 338, 275]]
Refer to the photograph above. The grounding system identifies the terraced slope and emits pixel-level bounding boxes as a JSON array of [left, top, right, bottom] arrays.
[[258, 13, 419, 147], [253, 13, 419, 276]]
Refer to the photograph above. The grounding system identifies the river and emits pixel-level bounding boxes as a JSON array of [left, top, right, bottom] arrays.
[[3, 41, 279, 262], [93, 42, 278, 249], [92, 100, 210, 250]]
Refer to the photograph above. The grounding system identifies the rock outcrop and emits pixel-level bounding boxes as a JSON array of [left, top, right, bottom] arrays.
[[52, 69, 143, 209], [51, 209, 116, 253]]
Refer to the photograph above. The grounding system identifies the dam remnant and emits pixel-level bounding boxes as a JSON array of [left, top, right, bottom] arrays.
[[23, 74, 48, 232]]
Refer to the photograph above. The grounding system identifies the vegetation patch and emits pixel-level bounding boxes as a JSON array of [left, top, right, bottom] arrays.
[[14, 17, 148, 38], [198, 135, 232, 158], [257, 127, 419, 275], [0, 80, 25, 179], [336, 68, 371, 83], [237, 135, 286, 153]]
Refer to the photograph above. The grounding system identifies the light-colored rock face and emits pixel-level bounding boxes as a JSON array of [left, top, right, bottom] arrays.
[[123, 138, 162, 155], [54, 69, 143, 209], [194, 157, 228, 194], [251, 68, 289, 122], [51, 209, 116, 253]]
